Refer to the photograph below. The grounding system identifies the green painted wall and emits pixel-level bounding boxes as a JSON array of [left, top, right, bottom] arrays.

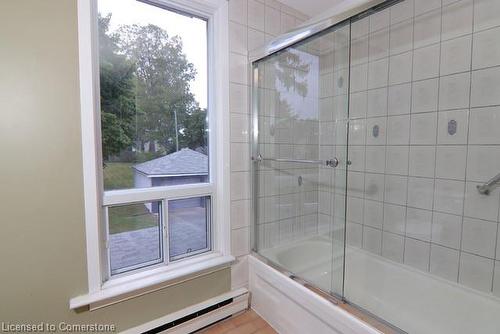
[[0, 0, 230, 331]]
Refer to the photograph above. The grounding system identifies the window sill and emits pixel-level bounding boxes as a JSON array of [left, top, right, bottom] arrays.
[[69, 253, 235, 310]]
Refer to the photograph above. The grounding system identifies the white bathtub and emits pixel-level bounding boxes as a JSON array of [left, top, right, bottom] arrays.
[[250, 236, 500, 334]]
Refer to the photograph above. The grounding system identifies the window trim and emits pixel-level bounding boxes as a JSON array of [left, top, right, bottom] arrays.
[[71, 0, 232, 309]]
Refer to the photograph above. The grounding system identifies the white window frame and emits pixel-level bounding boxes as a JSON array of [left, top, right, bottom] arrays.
[[70, 0, 232, 310]]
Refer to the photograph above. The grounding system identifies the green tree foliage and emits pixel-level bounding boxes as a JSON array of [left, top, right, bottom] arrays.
[[98, 15, 137, 160], [99, 15, 207, 161], [117, 24, 204, 154]]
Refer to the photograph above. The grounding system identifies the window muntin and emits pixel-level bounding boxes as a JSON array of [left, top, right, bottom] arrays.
[[97, 0, 212, 279]]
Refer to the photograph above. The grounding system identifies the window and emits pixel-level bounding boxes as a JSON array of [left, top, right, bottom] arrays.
[[72, 0, 230, 307], [97, 0, 213, 277]]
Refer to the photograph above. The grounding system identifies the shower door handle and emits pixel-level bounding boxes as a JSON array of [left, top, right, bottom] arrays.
[[253, 154, 340, 168], [326, 157, 339, 168]]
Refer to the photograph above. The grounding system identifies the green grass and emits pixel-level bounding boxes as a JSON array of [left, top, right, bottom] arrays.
[[103, 162, 134, 190], [108, 203, 159, 234], [104, 162, 158, 234]]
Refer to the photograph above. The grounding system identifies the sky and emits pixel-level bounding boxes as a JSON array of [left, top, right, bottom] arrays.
[[98, 0, 208, 109]]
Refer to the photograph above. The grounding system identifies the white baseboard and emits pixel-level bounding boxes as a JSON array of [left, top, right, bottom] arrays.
[[121, 288, 249, 334]]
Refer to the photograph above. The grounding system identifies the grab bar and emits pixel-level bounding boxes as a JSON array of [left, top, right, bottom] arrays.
[[477, 173, 500, 195], [252, 154, 339, 167]]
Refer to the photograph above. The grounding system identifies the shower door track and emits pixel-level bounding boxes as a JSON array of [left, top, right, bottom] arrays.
[[251, 251, 405, 334]]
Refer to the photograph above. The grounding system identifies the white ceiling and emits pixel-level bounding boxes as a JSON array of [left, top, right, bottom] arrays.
[[280, 0, 345, 18]]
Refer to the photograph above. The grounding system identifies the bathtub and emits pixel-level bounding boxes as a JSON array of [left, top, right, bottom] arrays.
[[250, 236, 500, 334]]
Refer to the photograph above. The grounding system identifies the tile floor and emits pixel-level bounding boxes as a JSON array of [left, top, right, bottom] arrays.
[[197, 310, 277, 334]]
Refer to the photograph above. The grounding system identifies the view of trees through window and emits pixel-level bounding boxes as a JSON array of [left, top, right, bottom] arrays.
[[98, 0, 208, 191], [98, 1, 211, 271]]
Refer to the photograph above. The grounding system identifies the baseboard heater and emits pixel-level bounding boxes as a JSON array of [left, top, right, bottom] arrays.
[[121, 288, 249, 334]]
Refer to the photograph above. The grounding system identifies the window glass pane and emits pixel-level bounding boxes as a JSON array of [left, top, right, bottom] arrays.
[[97, 0, 209, 191], [168, 196, 211, 260], [108, 201, 163, 275]]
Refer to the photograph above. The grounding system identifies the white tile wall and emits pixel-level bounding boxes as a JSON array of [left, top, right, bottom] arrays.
[[345, 0, 500, 297], [228, 0, 308, 289]]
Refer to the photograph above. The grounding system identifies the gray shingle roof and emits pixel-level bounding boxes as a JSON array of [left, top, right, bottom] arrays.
[[133, 148, 208, 177]]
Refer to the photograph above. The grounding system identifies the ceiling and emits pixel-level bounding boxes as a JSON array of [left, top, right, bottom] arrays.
[[280, 0, 345, 18]]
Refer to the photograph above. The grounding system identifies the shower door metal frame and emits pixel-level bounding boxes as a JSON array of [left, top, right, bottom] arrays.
[[249, 0, 406, 333]]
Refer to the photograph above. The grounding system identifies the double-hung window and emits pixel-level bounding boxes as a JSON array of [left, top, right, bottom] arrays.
[[72, 0, 231, 309]]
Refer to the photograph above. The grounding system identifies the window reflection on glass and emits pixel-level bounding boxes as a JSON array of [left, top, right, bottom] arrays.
[[168, 196, 211, 261], [108, 202, 162, 275], [97, 0, 209, 191]]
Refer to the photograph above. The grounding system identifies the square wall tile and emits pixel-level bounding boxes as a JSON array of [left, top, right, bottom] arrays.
[[437, 109, 469, 145], [459, 252, 494, 293], [439, 72, 471, 111], [464, 182, 500, 222], [440, 35, 472, 76], [384, 203, 407, 235], [369, 29, 390, 61], [435, 146, 467, 180], [469, 107, 500, 144], [385, 175, 408, 206], [412, 78, 439, 113], [368, 58, 389, 89], [471, 66, 500, 108], [389, 52, 413, 85], [265, 6, 281, 36], [365, 146, 385, 173], [430, 244, 460, 281], [364, 200, 384, 229], [390, 19, 413, 55], [229, 0, 248, 25], [474, 0, 500, 32], [248, 0, 265, 31], [388, 83, 411, 116], [391, 0, 414, 25], [363, 226, 382, 254], [473, 26, 500, 70], [404, 238, 430, 272], [432, 212, 462, 249], [409, 146, 436, 178], [367, 88, 388, 117], [347, 221, 363, 247], [410, 113, 438, 145], [466, 146, 500, 182], [387, 115, 410, 145], [386, 146, 409, 175], [231, 227, 250, 256], [229, 22, 247, 55], [493, 262, 500, 297], [441, 0, 473, 41], [462, 217, 498, 258], [382, 232, 404, 262], [406, 208, 432, 241], [415, 0, 441, 16], [407, 177, 435, 210], [364, 173, 385, 201], [370, 9, 390, 33], [351, 36, 369, 66], [366, 117, 387, 145], [414, 9, 441, 48], [413, 44, 440, 81], [434, 179, 465, 214]]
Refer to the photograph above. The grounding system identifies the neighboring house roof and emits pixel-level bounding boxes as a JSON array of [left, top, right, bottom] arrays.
[[133, 148, 208, 177]]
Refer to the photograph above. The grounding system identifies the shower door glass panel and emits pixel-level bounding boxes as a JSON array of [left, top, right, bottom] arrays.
[[344, 1, 500, 333], [253, 23, 350, 295]]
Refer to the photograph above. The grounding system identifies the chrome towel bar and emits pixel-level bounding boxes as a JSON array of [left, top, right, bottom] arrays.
[[252, 154, 339, 168], [477, 173, 500, 195]]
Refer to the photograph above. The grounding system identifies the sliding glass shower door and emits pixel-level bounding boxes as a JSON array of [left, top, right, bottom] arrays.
[[253, 0, 500, 332], [252, 22, 350, 296]]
